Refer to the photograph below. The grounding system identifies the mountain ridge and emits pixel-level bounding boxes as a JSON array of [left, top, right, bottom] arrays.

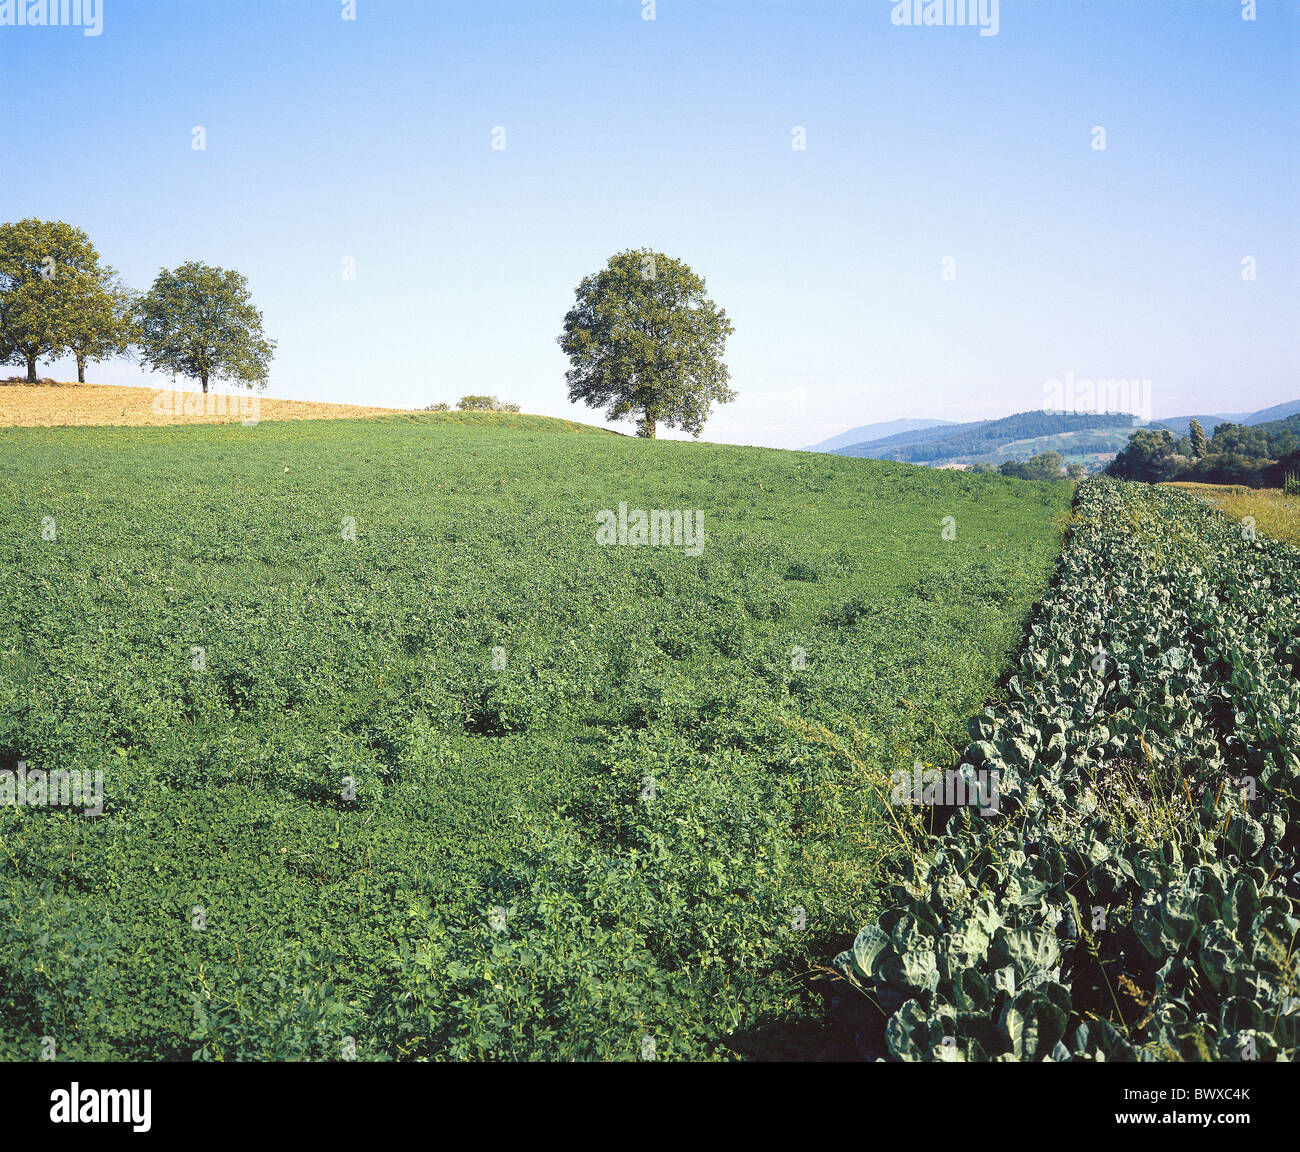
[[804, 417, 953, 453], [814, 399, 1300, 468]]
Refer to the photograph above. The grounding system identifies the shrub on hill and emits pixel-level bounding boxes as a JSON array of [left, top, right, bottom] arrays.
[[457, 395, 521, 413]]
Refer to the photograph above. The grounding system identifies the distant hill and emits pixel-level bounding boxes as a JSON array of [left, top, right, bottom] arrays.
[[804, 417, 952, 453], [1249, 411, 1300, 440], [836, 418, 994, 457], [837, 410, 1139, 464], [1155, 400, 1300, 439], [991, 427, 1142, 464], [814, 398, 1300, 468], [1152, 414, 1240, 439], [1236, 398, 1300, 425]]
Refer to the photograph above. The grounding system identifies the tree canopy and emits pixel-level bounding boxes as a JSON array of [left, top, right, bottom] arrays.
[[558, 249, 734, 438], [999, 450, 1066, 481], [1108, 417, 1300, 487], [0, 218, 106, 382], [62, 266, 135, 383], [1108, 429, 1180, 482], [134, 261, 275, 393]]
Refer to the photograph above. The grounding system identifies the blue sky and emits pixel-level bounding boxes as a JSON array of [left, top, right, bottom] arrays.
[[2, 0, 1296, 449]]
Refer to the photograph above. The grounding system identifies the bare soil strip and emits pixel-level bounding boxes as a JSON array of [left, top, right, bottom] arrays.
[[0, 380, 406, 428]]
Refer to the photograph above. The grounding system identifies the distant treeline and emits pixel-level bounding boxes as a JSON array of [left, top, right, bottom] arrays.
[[1108, 415, 1300, 487], [969, 451, 1086, 481]]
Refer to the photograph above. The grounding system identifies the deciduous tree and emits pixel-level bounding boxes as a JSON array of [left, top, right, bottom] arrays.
[[134, 261, 274, 394], [63, 267, 135, 383], [0, 218, 103, 382], [1108, 429, 1179, 482], [558, 249, 734, 438]]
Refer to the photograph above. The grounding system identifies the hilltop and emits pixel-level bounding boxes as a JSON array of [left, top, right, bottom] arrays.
[[0, 379, 403, 428], [0, 379, 608, 435], [804, 417, 953, 454]]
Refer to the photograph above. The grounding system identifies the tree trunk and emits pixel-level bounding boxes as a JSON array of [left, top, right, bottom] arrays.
[[26, 355, 36, 383], [638, 411, 656, 438], [201, 373, 209, 394], [77, 355, 86, 384]]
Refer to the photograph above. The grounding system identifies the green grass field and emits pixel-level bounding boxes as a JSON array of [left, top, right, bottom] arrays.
[[0, 412, 1072, 1060]]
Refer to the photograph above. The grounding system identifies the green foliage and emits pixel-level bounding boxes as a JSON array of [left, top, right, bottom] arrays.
[[61, 268, 135, 384], [834, 479, 1300, 1061], [455, 395, 520, 412], [0, 417, 1068, 1059], [133, 261, 275, 393], [0, 219, 106, 382], [999, 451, 1066, 482], [1285, 472, 1300, 497], [1112, 419, 1300, 488], [558, 249, 735, 438], [1209, 419, 1299, 461], [1107, 428, 1180, 482], [1269, 452, 1300, 491], [423, 402, 450, 412]]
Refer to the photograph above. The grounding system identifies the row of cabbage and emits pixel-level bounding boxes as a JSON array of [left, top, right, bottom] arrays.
[[835, 477, 1300, 1060]]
